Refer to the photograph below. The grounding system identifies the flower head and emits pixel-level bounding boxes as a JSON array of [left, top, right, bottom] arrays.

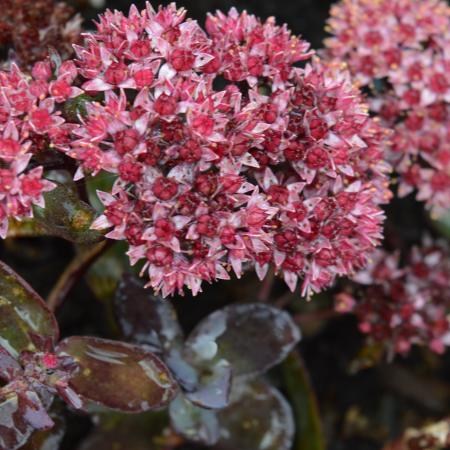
[[0, 62, 80, 237], [65, 3, 390, 297], [325, 0, 450, 216], [337, 238, 450, 355]]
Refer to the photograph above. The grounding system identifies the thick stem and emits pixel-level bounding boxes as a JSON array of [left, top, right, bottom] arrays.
[[47, 240, 108, 312]]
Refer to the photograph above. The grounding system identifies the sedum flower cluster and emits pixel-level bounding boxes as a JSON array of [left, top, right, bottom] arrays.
[[325, 0, 450, 216], [0, 60, 81, 238], [336, 238, 450, 355], [64, 4, 390, 297], [0, 3, 391, 298]]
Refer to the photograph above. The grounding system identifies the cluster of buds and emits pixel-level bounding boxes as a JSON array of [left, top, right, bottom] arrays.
[[0, 60, 81, 238], [325, 0, 450, 216], [336, 238, 450, 355], [63, 3, 390, 297], [0, 0, 82, 68]]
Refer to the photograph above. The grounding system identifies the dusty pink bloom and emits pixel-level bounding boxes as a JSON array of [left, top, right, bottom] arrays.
[[66, 3, 390, 297], [0, 62, 80, 237], [325, 0, 450, 216], [337, 238, 450, 356]]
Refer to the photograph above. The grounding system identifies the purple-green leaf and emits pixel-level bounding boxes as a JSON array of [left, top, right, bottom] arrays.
[[216, 379, 295, 450], [0, 261, 58, 357], [0, 347, 21, 382], [185, 304, 301, 379], [17, 413, 65, 450], [169, 394, 220, 446], [0, 393, 34, 450], [185, 362, 232, 410], [164, 347, 199, 392], [114, 274, 183, 353], [0, 389, 53, 450], [56, 336, 178, 412]]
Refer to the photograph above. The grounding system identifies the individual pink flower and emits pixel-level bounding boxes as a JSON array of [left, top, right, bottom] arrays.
[[336, 238, 450, 356], [65, 3, 390, 297], [0, 62, 79, 237], [324, 0, 450, 216]]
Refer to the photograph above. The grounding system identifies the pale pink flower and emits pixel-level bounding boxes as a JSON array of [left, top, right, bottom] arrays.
[[65, 4, 390, 297], [325, 0, 450, 216], [0, 61, 77, 237], [338, 238, 450, 356]]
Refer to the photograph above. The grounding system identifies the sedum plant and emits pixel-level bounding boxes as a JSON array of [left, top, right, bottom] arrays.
[[0, 0, 449, 449]]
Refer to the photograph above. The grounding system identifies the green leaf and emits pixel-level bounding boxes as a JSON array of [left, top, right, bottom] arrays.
[[216, 379, 295, 450], [281, 351, 325, 450], [33, 183, 102, 244], [184, 303, 301, 379], [431, 209, 450, 241], [0, 261, 58, 357], [56, 336, 178, 413], [63, 94, 101, 122], [85, 171, 117, 213]]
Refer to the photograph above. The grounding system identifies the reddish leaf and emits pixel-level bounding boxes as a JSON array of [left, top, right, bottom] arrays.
[[185, 304, 301, 379], [56, 336, 178, 412], [0, 261, 58, 357]]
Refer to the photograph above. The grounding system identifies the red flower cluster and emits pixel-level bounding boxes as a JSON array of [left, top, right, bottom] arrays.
[[0, 61, 81, 238], [61, 3, 390, 297], [325, 0, 450, 216], [336, 238, 450, 355]]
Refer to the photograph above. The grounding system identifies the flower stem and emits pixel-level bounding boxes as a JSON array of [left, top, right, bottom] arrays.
[[47, 240, 108, 311]]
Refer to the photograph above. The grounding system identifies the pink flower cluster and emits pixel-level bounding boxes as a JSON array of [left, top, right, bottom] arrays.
[[325, 0, 450, 216], [60, 3, 391, 297], [336, 239, 450, 355], [0, 61, 81, 238]]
